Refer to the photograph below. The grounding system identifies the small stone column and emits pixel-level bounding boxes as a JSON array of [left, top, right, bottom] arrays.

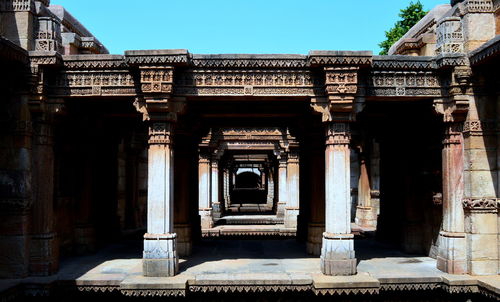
[[370, 140, 381, 216], [266, 166, 275, 209], [277, 157, 288, 218], [198, 153, 213, 229], [437, 122, 466, 274], [211, 159, 221, 220], [223, 168, 231, 210], [143, 122, 178, 277], [285, 151, 300, 228], [320, 122, 357, 276], [355, 150, 377, 228]]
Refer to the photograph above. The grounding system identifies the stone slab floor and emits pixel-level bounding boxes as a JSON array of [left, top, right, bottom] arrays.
[[1, 237, 499, 298]]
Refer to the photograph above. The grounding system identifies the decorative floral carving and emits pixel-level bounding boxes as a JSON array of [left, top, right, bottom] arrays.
[[436, 17, 464, 55], [140, 66, 173, 94], [368, 71, 441, 97]]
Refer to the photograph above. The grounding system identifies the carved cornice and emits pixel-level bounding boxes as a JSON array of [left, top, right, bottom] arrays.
[[394, 37, 426, 55], [0, 37, 29, 64], [191, 54, 308, 68], [308, 51, 372, 66], [435, 54, 469, 69], [463, 198, 498, 212], [469, 35, 500, 65], [125, 49, 189, 66], [62, 55, 127, 69], [372, 56, 436, 70]]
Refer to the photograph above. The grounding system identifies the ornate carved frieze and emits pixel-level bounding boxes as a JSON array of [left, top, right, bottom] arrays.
[[49, 70, 136, 97], [436, 17, 464, 55], [463, 198, 498, 212], [174, 69, 323, 97], [367, 71, 442, 97], [0, 0, 34, 12]]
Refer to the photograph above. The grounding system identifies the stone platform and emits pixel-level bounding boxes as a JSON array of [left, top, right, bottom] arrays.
[[1, 239, 499, 299]]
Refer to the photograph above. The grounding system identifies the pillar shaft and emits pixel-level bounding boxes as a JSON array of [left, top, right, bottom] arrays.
[[198, 154, 213, 229], [285, 152, 299, 228], [437, 122, 466, 274], [277, 159, 287, 218], [211, 160, 221, 219], [355, 150, 377, 228], [143, 122, 178, 277], [321, 122, 357, 275], [30, 117, 58, 275]]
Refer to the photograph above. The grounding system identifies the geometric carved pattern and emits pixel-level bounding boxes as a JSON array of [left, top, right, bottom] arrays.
[[325, 67, 358, 100], [140, 66, 173, 94], [0, 0, 34, 12]]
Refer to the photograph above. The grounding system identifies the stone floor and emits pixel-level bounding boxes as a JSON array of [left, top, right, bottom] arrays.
[[1, 238, 499, 299]]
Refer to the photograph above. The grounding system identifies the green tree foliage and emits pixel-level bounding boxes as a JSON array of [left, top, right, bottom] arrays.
[[378, 1, 428, 55]]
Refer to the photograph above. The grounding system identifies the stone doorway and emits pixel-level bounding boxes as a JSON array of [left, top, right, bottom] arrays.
[[198, 127, 299, 237]]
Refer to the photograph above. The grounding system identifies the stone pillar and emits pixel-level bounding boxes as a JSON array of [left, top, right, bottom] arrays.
[[266, 166, 275, 209], [307, 145, 325, 256], [370, 140, 381, 216], [437, 122, 467, 274], [277, 158, 287, 218], [143, 122, 178, 277], [285, 151, 300, 228], [0, 95, 32, 278], [355, 150, 377, 228], [29, 116, 58, 275], [211, 159, 221, 219], [320, 122, 357, 276], [223, 168, 231, 210], [199, 153, 213, 229]]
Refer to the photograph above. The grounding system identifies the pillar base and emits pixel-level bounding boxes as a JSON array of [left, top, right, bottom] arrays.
[[276, 202, 286, 218], [174, 224, 192, 257], [306, 223, 324, 256], [436, 231, 467, 274], [74, 224, 96, 254], [143, 233, 178, 277], [284, 208, 299, 228], [212, 202, 222, 219], [199, 209, 213, 229], [354, 206, 377, 228], [320, 233, 357, 276], [29, 233, 59, 276]]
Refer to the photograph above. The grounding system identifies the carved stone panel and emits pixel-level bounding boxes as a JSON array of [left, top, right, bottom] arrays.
[[174, 69, 323, 96], [367, 71, 442, 97]]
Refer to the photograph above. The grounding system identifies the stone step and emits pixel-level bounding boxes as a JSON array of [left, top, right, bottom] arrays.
[[202, 225, 296, 237], [216, 215, 283, 225]]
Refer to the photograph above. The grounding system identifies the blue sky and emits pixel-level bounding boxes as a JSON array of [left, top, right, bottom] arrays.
[[52, 0, 448, 55]]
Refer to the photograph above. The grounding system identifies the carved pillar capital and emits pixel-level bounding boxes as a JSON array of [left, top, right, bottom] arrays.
[[148, 122, 172, 146], [325, 122, 351, 147], [443, 122, 464, 145]]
